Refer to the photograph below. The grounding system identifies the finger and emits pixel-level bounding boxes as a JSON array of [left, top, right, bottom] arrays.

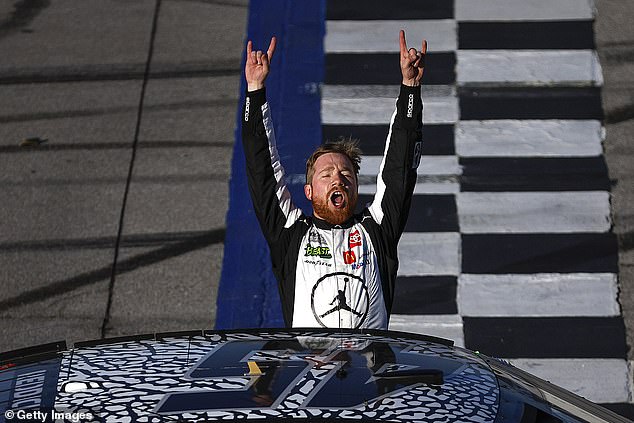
[[261, 49, 269, 66], [421, 39, 428, 55], [247, 40, 256, 64], [399, 30, 407, 56], [408, 47, 418, 61], [256, 50, 263, 64], [413, 52, 422, 68], [267, 36, 277, 61]]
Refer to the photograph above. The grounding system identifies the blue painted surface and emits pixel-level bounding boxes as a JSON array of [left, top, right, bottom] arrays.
[[0, 357, 61, 415], [216, 0, 325, 329]]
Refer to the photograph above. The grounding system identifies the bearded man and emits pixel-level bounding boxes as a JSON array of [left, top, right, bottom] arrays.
[[242, 31, 426, 330]]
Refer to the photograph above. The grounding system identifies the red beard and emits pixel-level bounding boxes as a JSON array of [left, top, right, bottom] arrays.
[[312, 187, 358, 225]]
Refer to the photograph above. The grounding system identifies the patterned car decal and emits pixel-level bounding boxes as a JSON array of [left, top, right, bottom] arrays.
[[53, 332, 499, 422]]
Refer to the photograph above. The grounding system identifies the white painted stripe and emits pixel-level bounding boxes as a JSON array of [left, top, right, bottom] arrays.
[[397, 232, 461, 276], [389, 314, 464, 347], [418, 156, 461, 176], [458, 273, 620, 317], [455, 0, 595, 21], [455, 120, 604, 157], [509, 359, 629, 403], [456, 191, 611, 233], [457, 50, 603, 86], [321, 85, 458, 125], [361, 156, 461, 177], [412, 182, 460, 194], [325, 20, 456, 53]]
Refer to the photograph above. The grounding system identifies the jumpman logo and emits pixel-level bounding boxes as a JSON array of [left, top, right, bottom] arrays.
[[311, 272, 369, 329], [320, 280, 364, 318]]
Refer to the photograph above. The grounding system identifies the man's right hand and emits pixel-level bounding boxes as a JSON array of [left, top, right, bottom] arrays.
[[399, 30, 427, 87], [245, 37, 276, 91]]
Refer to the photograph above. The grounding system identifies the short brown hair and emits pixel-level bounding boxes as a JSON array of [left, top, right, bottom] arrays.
[[305, 138, 362, 184]]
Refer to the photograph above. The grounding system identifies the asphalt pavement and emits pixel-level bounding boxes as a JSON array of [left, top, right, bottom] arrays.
[[0, 0, 247, 349], [596, 0, 634, 365]]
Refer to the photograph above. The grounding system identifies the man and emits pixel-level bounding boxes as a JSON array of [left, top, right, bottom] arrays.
[[242, 31, 426, 330]]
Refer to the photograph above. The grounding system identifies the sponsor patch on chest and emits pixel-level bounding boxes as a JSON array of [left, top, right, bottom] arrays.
[[348, 230, 362, 248], [304, 245, 332, 259]]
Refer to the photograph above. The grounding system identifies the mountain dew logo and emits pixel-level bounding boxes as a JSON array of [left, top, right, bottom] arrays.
[[305, 245, 332, 259]]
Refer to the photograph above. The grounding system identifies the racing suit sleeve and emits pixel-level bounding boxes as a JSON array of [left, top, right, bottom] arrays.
[[368, 84, 423, 245], [241, 88, 303, 248]]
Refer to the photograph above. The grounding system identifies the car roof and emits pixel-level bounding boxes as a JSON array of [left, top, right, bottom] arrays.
[[1, 328, 631, 422]]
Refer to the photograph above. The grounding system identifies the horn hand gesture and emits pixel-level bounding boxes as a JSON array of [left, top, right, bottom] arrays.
[[399, 30, 427, 87], [245, 36, 277, 91]]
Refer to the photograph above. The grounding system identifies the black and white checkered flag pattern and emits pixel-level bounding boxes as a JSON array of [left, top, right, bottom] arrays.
[[322, 0, 629, 408]]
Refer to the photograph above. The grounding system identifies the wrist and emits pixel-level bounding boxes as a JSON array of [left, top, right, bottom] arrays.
[[247, 82, 265, 91], [402, 78, 420, 87]]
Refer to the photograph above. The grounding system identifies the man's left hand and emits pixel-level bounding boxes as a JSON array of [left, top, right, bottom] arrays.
[[399, 30, 427, 87]]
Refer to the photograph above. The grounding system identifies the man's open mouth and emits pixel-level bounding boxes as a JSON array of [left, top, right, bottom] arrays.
[[330, 190, 346, 209]]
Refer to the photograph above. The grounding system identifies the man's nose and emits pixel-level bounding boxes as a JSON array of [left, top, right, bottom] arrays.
[[331, 173, 345, 186]]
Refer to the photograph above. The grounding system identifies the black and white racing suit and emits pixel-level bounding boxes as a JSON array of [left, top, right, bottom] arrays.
[[242, 85, 423, 330]]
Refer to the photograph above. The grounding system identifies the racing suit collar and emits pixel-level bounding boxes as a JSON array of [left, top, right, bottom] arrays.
[[311, 214, 357, 230]]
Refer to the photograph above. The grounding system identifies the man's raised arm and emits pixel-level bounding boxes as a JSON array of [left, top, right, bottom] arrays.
[[241, 37, 303, 247], [368, 30, 426, 243]]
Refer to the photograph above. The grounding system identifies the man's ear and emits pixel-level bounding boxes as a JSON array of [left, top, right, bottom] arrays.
[[304, 184, 313, 201]]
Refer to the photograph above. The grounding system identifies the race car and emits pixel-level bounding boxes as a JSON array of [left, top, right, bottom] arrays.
[[1, 329, 631, 422]]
